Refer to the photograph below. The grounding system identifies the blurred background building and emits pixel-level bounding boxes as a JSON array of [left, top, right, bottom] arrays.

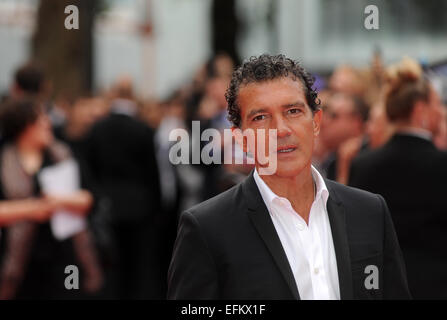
[[1, 0, 447, 100]]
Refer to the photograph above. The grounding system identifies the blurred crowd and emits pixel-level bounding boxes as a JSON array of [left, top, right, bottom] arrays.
[[0, 50, 447, 299]]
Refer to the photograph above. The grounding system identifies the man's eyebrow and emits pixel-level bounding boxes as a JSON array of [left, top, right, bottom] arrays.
[[245, 102, 306, 120], [246, 108, 268, 119], [282, 101, 306, 108]]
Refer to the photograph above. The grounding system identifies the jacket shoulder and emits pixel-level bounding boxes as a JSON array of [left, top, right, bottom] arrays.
[[326, 179, 388, 241], [186, 182, 245, 222], [325, 179, 384, 211]]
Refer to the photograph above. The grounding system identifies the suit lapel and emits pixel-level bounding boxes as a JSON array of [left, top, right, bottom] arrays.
[[241, 173, 355, 300], [325, 180, 353, 300], [242, 173, 300, 300]]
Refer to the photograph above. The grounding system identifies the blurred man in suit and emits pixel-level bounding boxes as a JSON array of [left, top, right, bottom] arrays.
[[168, 54, 410, 300], [349, 58, 447, 299], [85, 77, 162, 299]]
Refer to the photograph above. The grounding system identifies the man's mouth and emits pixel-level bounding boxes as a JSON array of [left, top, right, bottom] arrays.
[[277, 146, 297, 153]]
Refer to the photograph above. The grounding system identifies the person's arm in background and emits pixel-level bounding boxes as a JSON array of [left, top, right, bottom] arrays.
[[377, 194, 412, 299], [0, 189, 93, 226], [0, 197, 55, 226], [48, 189, 93, 215], [337, 136, 363, 185]]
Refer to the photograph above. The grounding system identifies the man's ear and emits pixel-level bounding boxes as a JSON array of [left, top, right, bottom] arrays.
[[312, 109, 323, 137], [232, 126, 249, 153]]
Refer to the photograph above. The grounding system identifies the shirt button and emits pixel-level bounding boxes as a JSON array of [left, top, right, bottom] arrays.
[[314, 267, 320, 275], [297, 223, 304, 231]]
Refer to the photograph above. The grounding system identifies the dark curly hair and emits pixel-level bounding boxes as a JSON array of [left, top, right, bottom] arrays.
[[225, 54, 320, 127]]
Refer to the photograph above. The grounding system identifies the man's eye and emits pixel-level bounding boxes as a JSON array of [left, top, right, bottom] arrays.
[[287, 108, 302, 115], [253, 115, 266, 121]]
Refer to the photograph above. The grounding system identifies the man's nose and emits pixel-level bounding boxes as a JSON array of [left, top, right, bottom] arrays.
[[273, 116, 292, 138]]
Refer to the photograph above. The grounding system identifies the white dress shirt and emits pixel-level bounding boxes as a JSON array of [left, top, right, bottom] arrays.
[[253, 166, 340, 300]]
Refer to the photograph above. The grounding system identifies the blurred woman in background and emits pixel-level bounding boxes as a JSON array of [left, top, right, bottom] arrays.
[[0, 97, 102, 299]]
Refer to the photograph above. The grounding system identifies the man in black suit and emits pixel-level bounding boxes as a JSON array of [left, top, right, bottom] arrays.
[[85, 77, 162, 299], [168, 54, 410, 300], [349, 59, 447, 299]]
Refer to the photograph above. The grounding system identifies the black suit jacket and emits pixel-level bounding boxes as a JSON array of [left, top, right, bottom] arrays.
[[168, 171, 410, 300], [85, 112, 161, 222], [349, 133, 447, 298]]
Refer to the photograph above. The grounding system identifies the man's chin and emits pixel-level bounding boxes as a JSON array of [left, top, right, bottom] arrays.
[[255, 154, 309, 177], [263, 164, 306, 178]]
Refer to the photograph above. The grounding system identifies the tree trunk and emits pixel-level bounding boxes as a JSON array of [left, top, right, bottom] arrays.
[[32, 0, 95, 98], [212, 0, 240, 64]]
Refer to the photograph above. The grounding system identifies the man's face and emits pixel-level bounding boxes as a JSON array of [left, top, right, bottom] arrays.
[[320, 94, 362, 151], [235, 77, 321, 178]]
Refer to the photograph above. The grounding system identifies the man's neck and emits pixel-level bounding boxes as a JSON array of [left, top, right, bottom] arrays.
[[258, 164, 315, 224], [395, 125, 432, 141]]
